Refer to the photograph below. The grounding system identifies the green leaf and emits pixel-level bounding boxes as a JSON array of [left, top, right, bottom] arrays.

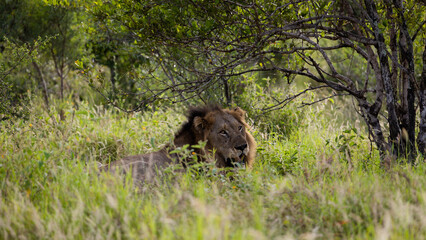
[[150, 137, 155, 148]]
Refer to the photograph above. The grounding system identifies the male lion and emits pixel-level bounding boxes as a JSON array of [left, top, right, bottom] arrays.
[[105, 105, 256, 181]]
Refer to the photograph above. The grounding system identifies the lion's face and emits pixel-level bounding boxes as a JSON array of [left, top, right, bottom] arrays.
[[193, 108, 251, 168]]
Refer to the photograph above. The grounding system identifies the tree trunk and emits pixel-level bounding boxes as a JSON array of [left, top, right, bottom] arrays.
[[387, 4, 398, 101], [417, 44, 426, 156], [60, 73, 64, 100], [222, 78, 231, 106], [359, 98, 387, 156], [108, 61, 117, 96], [365, 0, 401, 155], [394, 0, 416, 160], [32, 61, 49, 108]]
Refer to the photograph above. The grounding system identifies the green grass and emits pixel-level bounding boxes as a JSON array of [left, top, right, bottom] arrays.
[[1, 99, 426, 240]]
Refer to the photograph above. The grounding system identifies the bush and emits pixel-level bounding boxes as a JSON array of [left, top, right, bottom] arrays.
[[234, 74, 311, 138]]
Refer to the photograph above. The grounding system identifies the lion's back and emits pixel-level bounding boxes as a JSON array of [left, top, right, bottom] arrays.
[[106, 150, 178, 182]]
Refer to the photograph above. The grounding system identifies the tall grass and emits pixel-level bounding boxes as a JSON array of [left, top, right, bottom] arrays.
[[1, 98, 425, 239]]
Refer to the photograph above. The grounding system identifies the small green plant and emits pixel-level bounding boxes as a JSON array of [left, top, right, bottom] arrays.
[[325, 127, 365, 165], [169, 141, 208, 163]]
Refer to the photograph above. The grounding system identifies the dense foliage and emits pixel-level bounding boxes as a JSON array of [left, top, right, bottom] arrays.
[[38, 0, 426, 160], [102, 0, 426, 158]]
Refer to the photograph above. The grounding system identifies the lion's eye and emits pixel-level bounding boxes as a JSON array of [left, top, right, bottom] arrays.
[[219, 130, 228, 137], [238, 126, 243, 132]]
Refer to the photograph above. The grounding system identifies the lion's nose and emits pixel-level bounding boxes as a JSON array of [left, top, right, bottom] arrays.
[[235, 144, 248, 151]]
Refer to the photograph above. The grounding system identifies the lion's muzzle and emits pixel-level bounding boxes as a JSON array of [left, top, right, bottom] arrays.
[[235, 143, 249, 158], [223, 143, 249, 167]]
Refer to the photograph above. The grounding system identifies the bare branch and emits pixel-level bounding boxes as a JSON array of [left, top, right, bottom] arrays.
[[298, 92, 351, 107]]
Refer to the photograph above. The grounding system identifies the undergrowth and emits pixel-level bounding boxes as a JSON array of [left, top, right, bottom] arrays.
[[0, 98, 425, 240]]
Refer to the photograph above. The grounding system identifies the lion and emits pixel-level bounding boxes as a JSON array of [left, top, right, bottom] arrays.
[[104, 105, 256, 182]]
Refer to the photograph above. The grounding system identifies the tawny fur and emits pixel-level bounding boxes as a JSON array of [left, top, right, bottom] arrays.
[[105, 105, 256, 181]]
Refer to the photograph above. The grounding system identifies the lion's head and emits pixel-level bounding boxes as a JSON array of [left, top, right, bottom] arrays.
[[174, 105, 256, 168]]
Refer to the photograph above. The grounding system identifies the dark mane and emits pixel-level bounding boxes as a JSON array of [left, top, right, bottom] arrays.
[[175, 105, 222, 139], [108, 104, 256, 180]]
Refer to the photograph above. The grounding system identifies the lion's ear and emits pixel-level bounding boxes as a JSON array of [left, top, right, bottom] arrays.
[[233, 107, 246, 120], [193, 116, 207, 132]]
